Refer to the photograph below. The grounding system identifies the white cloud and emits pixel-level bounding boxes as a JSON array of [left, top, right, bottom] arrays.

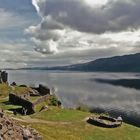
[[0, 41, 47, 68], [34, 39, 58, 54], [84, 0, 109, 7], [24, 0, 140, 59]]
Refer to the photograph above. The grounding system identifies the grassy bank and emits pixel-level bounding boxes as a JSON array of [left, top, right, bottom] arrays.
[[31, 107, 91, 122], [23, 108, 140, 140], [0, 84, 139, 140], [28, 107, 140, 140]]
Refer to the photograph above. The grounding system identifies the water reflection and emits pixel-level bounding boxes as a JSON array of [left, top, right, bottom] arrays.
[[95, 78, 140, 90], [8, 70, 140, 126]]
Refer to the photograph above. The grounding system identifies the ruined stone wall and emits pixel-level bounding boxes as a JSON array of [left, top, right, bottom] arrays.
[[33, 95, 50, 106], [9, 93, 35, 114], [33, 84, 51, 95], [0, 71, 8, 83]]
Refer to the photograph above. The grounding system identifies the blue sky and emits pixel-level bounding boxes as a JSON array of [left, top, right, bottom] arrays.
[[0, 0, 42, 68], [0, 0, 140, 68], [0, 0, 39, 41]]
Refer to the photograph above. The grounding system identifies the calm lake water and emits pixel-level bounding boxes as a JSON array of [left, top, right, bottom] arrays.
[[7, 70, 140, 126]]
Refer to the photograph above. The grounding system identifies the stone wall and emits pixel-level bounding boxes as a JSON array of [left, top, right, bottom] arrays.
[[9, 93, 35, 114], [0, 71, 8, 83], [33, 84, 51, 95], [33, 95, 50, 106]]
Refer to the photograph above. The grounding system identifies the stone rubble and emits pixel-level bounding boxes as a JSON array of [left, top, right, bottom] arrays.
[[0, 111, 43, 140]]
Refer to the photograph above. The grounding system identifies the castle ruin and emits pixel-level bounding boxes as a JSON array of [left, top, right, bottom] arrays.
[[0, 71, 8, 83]]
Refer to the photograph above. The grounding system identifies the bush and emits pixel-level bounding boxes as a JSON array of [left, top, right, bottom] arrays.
[[48, 95, 61, 106], [76, 103, 89, 112]]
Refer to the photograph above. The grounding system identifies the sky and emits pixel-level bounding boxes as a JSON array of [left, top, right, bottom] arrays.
[[1, 0, 140, 68]]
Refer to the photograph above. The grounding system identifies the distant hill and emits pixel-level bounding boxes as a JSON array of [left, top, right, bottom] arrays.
[[46, 53, 140, 72], [21, 53, 140, 72]]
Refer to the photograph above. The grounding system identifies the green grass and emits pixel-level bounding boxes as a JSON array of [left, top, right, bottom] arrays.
[[0, 104, 22, 110], [31, 107, 91, 122], [0, 84, 11, 97], [13, 86, 31, 95], [0, 97, 22, 110], [85, 123, 140, 140], [34, 101, 47, 112], [28, 107, 140, 140], [22, 121, 140, 140], [0, 84, 30, 111], [0, 84, 32, 97], [29, 96, 39, 102]]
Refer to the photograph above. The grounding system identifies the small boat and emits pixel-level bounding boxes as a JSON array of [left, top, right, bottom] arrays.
[[87, 115, 122, 128]]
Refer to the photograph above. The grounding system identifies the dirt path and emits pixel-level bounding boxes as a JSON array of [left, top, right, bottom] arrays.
[[12, 116, 72, 125]]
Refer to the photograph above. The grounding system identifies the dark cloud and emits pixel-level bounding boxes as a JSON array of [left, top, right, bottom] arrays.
[[32, 0, 140, 34]]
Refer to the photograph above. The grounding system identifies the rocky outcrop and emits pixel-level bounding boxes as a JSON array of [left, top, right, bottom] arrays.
[[0, 111, 43, 140]]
